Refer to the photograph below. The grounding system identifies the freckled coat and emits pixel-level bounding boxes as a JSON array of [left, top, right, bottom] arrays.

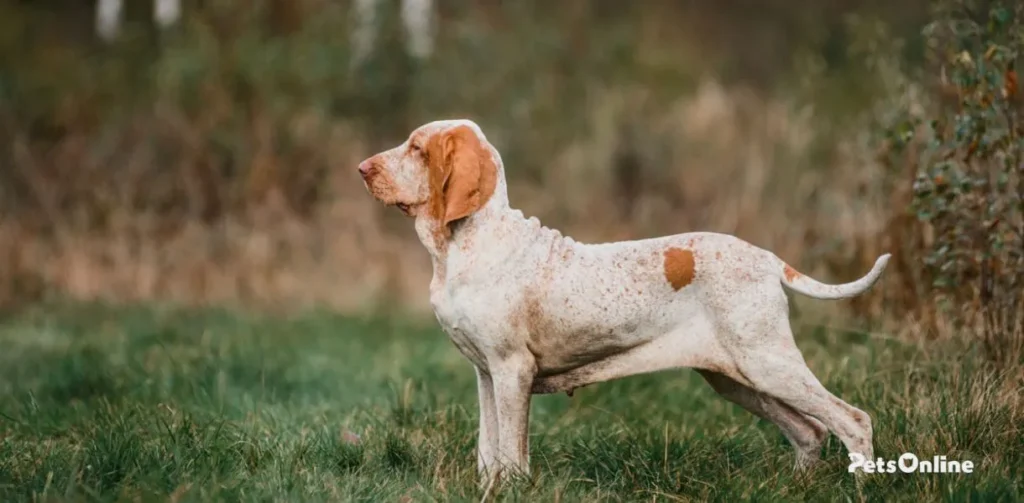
[[359, 119, 890, 482]]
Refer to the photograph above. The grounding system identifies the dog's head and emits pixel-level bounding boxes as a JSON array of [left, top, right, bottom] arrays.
[[358, 120, 499, 235]]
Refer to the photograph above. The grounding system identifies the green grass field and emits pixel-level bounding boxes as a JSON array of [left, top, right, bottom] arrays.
[[0, 303, 1020, 502]]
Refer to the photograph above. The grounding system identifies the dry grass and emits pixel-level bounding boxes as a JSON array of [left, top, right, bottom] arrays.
[[0, 79, 903, 320], [0, 0, 933, 321]]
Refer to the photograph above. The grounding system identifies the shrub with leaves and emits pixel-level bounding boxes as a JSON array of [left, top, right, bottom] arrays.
[[894, 0, 1023, 365]]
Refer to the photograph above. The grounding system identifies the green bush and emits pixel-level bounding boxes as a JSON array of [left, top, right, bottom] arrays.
[[887, 0, 1023, 366]]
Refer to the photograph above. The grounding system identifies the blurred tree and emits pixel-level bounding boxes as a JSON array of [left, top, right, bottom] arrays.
[[95, 0, 181, 42], [351, 0, 434, 68]]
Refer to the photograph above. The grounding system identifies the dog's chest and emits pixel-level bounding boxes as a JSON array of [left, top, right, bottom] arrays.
[[430, 282, 512, 368]]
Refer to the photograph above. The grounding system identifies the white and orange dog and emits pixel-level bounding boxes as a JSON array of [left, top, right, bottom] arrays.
[[359, 119, 889, 483]]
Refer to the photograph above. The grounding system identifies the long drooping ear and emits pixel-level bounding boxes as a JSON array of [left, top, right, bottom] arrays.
[[426, 125, 497, 233]]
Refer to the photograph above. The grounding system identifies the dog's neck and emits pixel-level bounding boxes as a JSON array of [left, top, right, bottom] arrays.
[[414, 171, 575, 291], [414, 169, 510, 263]]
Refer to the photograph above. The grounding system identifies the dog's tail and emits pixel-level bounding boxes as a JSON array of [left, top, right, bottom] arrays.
[[775, 253, 890, 300]]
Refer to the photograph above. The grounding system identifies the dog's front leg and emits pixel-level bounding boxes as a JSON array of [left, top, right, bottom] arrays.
[[474, 366, 499, 483], [490, 352, 536, 479]]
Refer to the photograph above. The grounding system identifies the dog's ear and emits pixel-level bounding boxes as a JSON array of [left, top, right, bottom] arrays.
[[427, 125, 497, 233]]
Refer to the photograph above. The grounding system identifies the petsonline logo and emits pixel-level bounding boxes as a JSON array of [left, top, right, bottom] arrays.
[[848, 453, 975, 474]]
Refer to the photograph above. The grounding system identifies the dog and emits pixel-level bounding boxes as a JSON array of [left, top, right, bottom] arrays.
[[358, 119, 889, 483]]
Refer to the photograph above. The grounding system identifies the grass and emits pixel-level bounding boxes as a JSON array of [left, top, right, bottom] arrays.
[[0, 303, 1020, 502]]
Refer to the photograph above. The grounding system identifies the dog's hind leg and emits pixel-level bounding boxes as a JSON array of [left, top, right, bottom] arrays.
[[698, 370, 827, 469], [717, 285, 874, 461]]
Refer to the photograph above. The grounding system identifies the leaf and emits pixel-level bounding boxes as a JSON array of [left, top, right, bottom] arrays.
[[958, 50, 974, 66], [965, 139, 980, 160], [1002, 69, 1018, 100], [991, 6, 1012, 29]]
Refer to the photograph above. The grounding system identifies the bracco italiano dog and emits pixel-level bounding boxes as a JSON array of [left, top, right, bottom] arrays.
[[358, 119, 889, 483]]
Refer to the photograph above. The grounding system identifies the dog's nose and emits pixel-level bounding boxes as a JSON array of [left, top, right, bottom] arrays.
[[358, 159, 373, 177]]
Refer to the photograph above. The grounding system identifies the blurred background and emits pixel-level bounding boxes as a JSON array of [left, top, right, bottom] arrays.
[[0, 1, 1019, 353]]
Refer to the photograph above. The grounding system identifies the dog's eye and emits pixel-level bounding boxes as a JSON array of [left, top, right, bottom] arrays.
[[409, 144, 422, 153]]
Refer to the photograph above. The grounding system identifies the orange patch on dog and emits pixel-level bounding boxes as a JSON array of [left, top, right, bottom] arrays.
[[663, 248, 695, 291], [783, 264, 802, 282]]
